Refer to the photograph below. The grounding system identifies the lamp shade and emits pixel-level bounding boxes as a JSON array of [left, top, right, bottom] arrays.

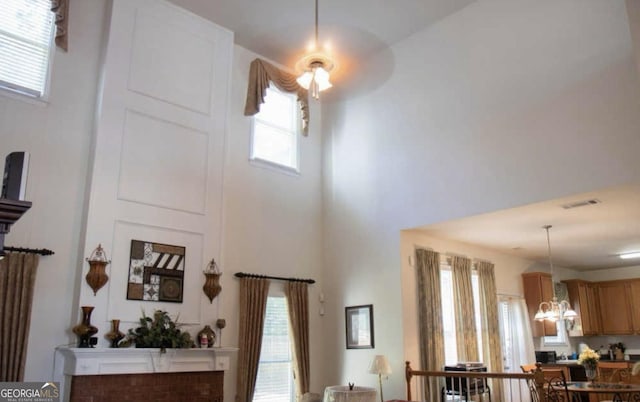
[[368, 355, 392, 375]]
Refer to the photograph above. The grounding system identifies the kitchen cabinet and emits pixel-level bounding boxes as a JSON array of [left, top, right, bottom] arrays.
[[629, 280, 640, 334], [522, 272, 557, 337], [597, 281, 634, 335], [563, 279, 600, 336]]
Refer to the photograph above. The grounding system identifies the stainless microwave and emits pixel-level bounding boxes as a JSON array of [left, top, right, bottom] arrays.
[[535, 350, 557, 364]]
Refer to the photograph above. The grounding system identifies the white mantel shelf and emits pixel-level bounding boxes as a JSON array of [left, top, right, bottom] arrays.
[[59, 347, 238, 376]]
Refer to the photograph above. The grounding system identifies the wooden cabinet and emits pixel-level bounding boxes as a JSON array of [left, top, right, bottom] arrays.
[[597, 281, 634, 335], [629, 280, 640, 334], [522, 272, 557, 337], [564, 279, 600, 336]]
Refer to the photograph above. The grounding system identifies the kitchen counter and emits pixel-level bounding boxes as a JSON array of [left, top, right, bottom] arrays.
[[555, 359, 580, 365]]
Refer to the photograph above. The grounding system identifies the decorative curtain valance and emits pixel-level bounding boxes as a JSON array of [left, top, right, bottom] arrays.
[[50, 0, 69, 51], [244, 58, 310, 136]]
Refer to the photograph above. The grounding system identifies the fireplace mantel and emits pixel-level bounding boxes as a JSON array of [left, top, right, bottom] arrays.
[[59, 347, 237, 376]]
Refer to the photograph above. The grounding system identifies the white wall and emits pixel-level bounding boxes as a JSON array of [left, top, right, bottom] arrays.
[[1, 3, 327, 399], [322, 0, 640, 399], [222, 45, 326, 394], [0, 0, 110, 382]]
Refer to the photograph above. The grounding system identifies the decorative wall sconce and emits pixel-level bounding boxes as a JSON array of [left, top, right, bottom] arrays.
[[202, 258, 222, 303], [86, 244, 110, 295]]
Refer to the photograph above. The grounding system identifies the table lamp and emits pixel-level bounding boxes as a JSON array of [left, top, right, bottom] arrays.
[[369, 355, 392, 402]]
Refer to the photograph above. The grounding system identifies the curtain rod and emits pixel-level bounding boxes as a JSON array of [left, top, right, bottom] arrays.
[[234, 272, 315, 284], [4, 246, 55, 256]]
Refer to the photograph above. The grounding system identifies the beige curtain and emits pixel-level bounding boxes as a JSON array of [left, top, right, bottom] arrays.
[[415, 248, 445, 402], [450, 256, 478, 362], [285, 281, 310, 398], [0, 252, 40, 381], [50, 0, 69, 51], [236, 277, 270, 402], [244, 58, 310, 136], [477, 261, 504, 401]]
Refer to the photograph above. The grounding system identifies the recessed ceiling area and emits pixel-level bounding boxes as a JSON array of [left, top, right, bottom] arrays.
[[168, 0, 475, 90], [415, 183, 640, 271]]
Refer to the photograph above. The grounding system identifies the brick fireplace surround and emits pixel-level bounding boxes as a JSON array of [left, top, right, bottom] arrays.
[[70, 370, 223, 402], [59, 347, 236, 402]]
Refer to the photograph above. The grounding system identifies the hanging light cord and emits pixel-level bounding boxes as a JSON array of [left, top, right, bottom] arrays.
[[315, 0, 319, 47], [544, 225, 556, 298]]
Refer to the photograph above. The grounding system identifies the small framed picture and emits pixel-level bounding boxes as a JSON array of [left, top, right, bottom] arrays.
[[345, 304, 374, 349]]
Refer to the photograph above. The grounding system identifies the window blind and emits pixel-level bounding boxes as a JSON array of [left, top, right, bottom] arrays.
[[0, 0, 54, 98], [253, 296, 294, 402]]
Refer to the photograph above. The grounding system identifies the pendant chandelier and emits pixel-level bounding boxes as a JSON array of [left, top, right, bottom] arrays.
[[295, 0, 334, 99], [534, 225, 578, 322]]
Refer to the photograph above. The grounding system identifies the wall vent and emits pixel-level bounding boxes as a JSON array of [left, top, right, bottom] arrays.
[[561, 199, 601, 209]]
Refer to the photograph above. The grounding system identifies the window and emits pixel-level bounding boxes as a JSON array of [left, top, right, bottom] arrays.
[[0, 0, 54, 99], [251, 84, 300, 172], [440, 266, 483, 365], [253, 296, 295, 402]]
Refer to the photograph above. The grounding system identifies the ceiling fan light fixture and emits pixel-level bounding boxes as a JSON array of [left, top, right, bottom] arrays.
[[295, 0, 335, 100]]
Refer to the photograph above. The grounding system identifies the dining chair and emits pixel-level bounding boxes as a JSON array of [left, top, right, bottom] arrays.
[[595, 362, 633, 402], [540, 368, 572, 402], [521, 365, 572, 402]]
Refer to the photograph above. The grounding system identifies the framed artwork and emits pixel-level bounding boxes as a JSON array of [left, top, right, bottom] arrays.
[[345, 304, 374, 349], [127, 240, 185, 303]]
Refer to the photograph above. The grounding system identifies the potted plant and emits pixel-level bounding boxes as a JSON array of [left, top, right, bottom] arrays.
[[122, 309, 193, 352]]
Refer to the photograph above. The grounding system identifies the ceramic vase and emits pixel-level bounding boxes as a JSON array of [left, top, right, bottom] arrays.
[[197, 325, 216, 348], [72, 306, 99, 348], [105, 319, 125, 348]]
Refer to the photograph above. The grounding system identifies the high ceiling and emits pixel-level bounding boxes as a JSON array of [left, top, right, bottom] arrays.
[[417, 183, 640, 271], [169, 0, 475, 92], [164, 1, 640, 271]]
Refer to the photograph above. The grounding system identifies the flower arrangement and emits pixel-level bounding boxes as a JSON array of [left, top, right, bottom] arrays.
[[578, 347, 600, 368], [122, 309, 193, 352]]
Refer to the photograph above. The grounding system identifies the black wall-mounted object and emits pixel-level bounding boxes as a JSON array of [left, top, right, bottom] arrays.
[[2, 151, 30, 201]]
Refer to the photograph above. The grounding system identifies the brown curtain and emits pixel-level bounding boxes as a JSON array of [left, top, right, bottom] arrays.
[[244, 58, 310, 136], [477, 261, 504, 401], [285, 281, 310, 398], [450, 256, 478, 362], [236, 277, 270, 402], [50, 0, 69, 51], [415, 248, 444, 402], [0, 252, 40, 381]]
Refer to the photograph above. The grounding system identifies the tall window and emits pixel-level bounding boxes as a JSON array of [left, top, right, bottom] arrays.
[[251, 85, 300, 172], [0, 0, 55, 98], [253, 296, 295, 402], [440, 266, 483, 365]]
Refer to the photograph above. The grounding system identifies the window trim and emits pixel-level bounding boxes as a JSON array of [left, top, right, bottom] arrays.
[[249, 85, 302, 175], [0, 0, 56, 102]]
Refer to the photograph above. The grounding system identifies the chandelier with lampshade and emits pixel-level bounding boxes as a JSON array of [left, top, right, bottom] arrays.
[[295, 0, 334, 99], [534, 225, 578, 322]]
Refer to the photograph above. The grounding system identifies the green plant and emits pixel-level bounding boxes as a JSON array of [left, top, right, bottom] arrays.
[[123, 310, 193, 352]]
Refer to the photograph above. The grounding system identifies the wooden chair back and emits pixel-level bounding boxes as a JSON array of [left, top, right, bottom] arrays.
[[598, 361, 631, 383], [539, 368, 571, 402], [521, 363, 538, 373]]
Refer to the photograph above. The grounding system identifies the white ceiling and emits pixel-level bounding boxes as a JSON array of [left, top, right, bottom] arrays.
[[416, 183, 640, 271], [165, 1, 640, 271], [169, 0, 475, 92]]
